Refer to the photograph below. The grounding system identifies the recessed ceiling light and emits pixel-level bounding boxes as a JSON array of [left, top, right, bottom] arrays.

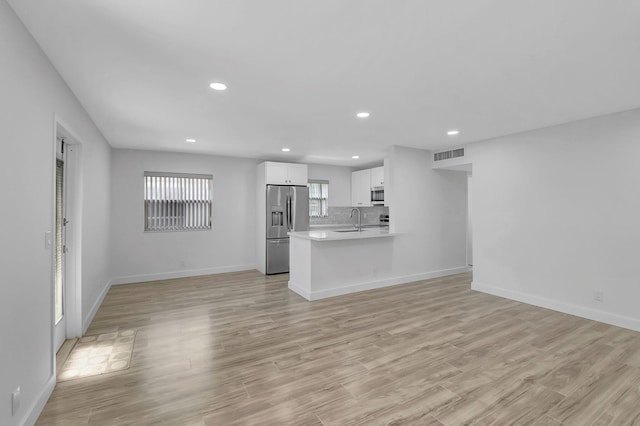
[[186, 138, 196, 143], [209, 82, 227, 91], [447, 130, 460, 136], [356, 112, 370, 118], [352, 155, 360, 159], [281, 148, 291, 152]]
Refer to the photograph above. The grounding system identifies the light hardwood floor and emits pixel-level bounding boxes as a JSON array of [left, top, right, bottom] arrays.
[[38, 271, 640, 425]]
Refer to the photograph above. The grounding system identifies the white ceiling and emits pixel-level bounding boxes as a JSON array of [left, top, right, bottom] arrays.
[[9, 0, 640, 166]]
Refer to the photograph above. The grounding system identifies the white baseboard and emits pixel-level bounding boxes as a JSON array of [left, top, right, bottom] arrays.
[[83, 279, 111, 334], [110, 264, 256, 286], [290, 266, 471, 301], [287, 281, 311, 300], [22, 374, 55, 426], [472, 281, 640, 333]]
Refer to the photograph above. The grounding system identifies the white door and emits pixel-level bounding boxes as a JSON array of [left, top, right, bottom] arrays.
[[351, 169, 371, 207], [265, 162, 288, 184], [286, 164, 308, 185], [54, 143, 67, 352], [371, 166, 384, 187]]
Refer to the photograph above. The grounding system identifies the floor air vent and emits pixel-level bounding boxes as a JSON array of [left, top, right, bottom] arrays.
[[434, 148, 464, 161]]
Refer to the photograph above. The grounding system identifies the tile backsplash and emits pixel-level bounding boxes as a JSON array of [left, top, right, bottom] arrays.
[[310, 206, 389, 226]]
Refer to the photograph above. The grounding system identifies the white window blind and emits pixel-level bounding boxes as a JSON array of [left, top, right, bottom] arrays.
[[144, 172, 213, 232], [308, 180, 329, 218]]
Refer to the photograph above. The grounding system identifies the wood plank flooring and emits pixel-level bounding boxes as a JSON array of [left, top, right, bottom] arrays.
[[55, 338, 78, 376], [37, 271, 640, 425]]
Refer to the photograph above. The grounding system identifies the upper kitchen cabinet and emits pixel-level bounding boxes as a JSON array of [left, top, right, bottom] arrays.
[[286, 163, 308, 185], [351, 169, 372, 207], [371, 166, 384, 187], [264, 162, 308, 185]]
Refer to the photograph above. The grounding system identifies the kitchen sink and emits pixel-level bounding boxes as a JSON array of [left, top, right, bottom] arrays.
[[334, 229, 366, 233]]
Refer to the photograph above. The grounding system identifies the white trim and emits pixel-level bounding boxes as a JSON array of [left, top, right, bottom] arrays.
[[471, 281, 640, 333], [110, 264, 256, 286], [290, 266, 471, 301], [53, 115, 85, 341], [82, 279, 112, 334], [287, 281, 311, 300], [49, 115, 58, 389], [54, 115, 84, 149], [22, 374, 55, 426]]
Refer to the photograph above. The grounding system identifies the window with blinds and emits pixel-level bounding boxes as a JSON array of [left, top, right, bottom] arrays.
[[308, 180, 329, 218], [144, 172, 213, 232]]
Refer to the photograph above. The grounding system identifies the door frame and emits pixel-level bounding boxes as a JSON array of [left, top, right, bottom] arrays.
[[467, 172, 473, 267], [53, 146, 67, 352], [51, 115, 83, 361]]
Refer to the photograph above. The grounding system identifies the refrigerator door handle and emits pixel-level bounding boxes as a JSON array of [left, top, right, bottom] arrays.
[[287, 196, 292, 231]]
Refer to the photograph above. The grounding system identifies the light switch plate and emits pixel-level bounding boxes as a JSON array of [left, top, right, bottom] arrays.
[[45, 231, 52, 249]]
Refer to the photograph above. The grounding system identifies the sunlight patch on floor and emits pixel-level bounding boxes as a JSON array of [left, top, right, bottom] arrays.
[[57, 329, 136, 382]]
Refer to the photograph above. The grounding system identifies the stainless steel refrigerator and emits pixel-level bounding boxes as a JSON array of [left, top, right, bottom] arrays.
[[266, 185, 309, 274]]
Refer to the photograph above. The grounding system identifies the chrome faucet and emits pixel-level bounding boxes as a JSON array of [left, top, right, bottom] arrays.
[[350, 207, 362, 231]]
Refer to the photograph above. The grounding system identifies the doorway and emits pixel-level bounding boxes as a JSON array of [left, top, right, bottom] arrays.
[[54, 141, 66, 352], [53, 120, 82, 356], [432, 162, 473, 270]]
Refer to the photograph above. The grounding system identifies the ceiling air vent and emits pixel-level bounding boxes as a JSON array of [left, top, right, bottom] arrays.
[[434, 148, 464, 161]]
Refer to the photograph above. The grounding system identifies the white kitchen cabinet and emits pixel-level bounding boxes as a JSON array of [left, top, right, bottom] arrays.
[[285, 163, 308, 185], [265, 162, 287, 184], [265, 162, 308, 185], [371, 166, 384, 187], [351, 169, 372, 207]]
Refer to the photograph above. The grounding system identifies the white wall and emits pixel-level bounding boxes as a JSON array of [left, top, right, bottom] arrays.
[[110, 149, 259, 284], [386, 146, 469, 279], [0, 1, 112, 425], [79, 137, 112, 329], [471, 108, 640, 331], [307, 163, 354, 206]]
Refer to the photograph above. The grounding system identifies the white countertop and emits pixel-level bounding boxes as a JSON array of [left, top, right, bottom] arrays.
[[289, 227, 396, 241], [309, 224, 389, 230]]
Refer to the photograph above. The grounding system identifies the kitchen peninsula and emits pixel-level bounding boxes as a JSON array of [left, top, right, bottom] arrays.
[[287, 228, 398, 300]]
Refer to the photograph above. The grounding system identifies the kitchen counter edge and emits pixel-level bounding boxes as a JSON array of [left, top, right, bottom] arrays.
[[288, 228, 397, 242]]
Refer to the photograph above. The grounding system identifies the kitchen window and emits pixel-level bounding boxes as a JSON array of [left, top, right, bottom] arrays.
[[144, 172, 213, 232], [308, 179, 329, 218]]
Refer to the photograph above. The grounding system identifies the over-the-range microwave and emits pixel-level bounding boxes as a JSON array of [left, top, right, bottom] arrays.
[[371, 186, 384, 205]]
